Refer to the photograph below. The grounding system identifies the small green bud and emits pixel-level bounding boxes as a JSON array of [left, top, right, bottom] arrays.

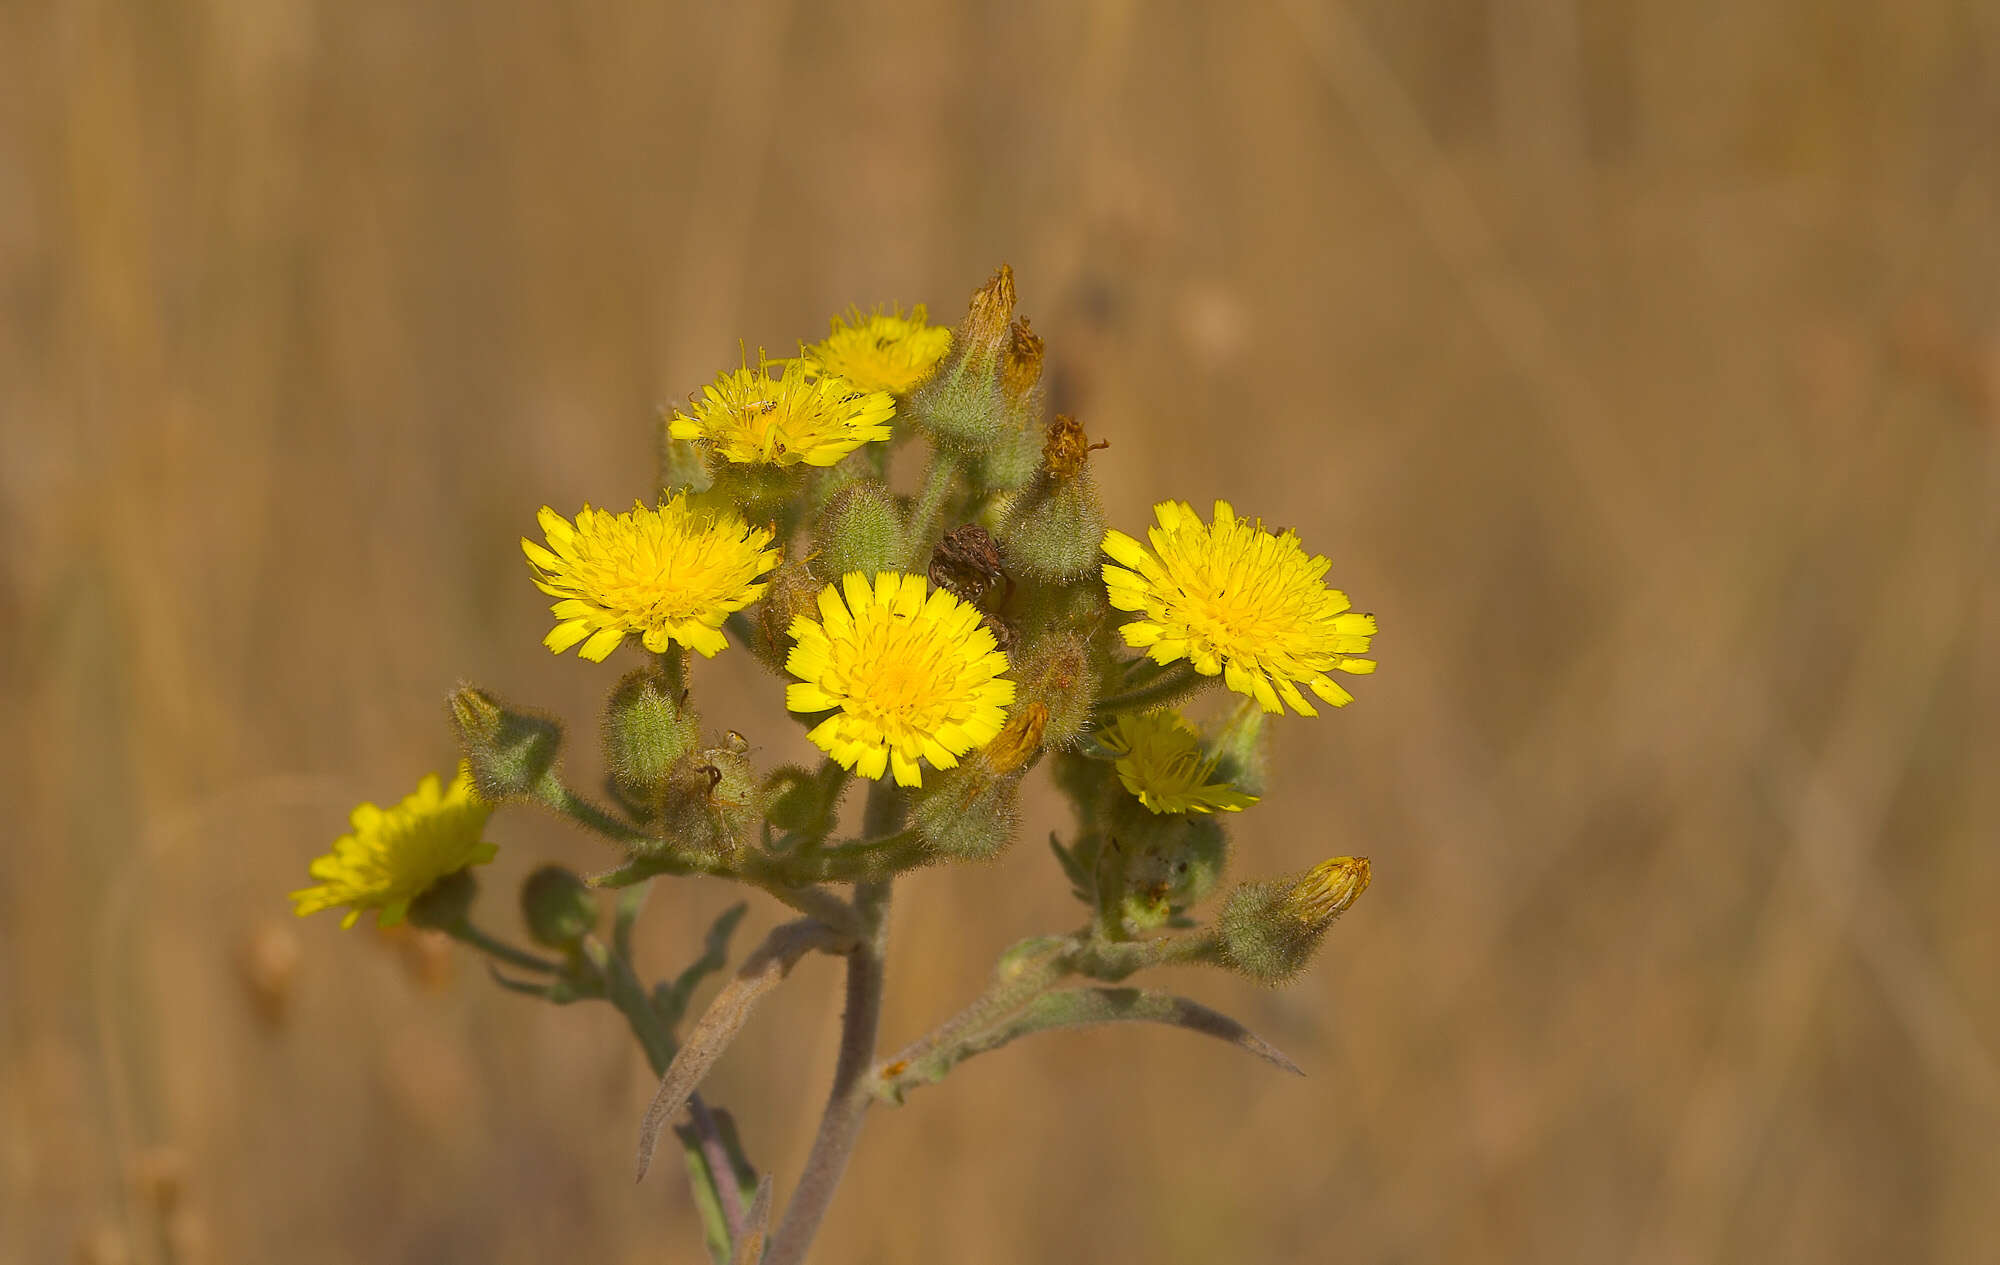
[[1218, 856, 1371, 985], [1008, 632, 1096, 750], [912, 765, 1023, 861], [762, 762, 847, 842], [449, 686, 562, 801], [999, 416, 1108, 582], [519, 865, 596, 949], [406, 868, 479, 931], [814, 481, 907, 581], [604, 667, 700, 814], [910, 266, 1015, 450]]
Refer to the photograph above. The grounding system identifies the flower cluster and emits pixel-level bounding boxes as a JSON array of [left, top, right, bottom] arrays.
[[293, 266, 1381, 1261]]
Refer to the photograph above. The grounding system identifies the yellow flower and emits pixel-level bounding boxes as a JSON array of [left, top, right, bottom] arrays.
[[1102, 500, 1376, 716], [291, 766, 497, 929], [1099, 710, 1259, 814], [670, 355, 895, 467], [524, 494, 778, 661], [785, 572, 1015, 787], [799, 306, 952, 396]]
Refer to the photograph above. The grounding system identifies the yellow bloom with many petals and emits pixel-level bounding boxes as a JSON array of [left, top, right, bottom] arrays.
[[1102, 500, 1376, 715], [1099, 710, 1259, 814], [670, 355, 895, 467], [785, 572, 1014, 787], [291, 766, 497, 929], [524, 494, 778, 662], [799, 306, 953, 396]]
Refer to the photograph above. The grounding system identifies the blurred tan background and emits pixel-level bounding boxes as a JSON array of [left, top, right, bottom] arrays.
[[5, 1, 1998, 1261]]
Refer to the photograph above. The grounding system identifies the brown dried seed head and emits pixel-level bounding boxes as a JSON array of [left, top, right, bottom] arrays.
[[1041, 414, 1106, 481], [963, 264, 1017, 352], [1002, 315, 1045, 401]]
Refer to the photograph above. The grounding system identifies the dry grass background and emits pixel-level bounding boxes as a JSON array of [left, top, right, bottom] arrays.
[[4, 1, 1998, 1261]]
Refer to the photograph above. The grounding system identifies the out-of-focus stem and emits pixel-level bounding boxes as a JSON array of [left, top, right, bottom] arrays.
[[765, 878, 891, 1265]]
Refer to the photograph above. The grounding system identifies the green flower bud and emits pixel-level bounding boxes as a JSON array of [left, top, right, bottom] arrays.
[[1218, 856, 1371, 985], [998, 416, 1108, 582], [1008, 631, 1096, 750], [448, 685, 562, 801], [909, 266, 1015, 450], [519, 865, 596, 949], [604, 667, 700, 815], [912, 765, 1023, 861], [814, 481, 908, 581], [405, 868, 479, 931]]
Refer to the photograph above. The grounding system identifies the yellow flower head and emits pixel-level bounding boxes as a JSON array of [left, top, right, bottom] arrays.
[[1099, 710, 1259, 815], [799, 306, 953, 396], [670, 355, 895, 467], [1102, 500, 1377, 716], [524, 494, 778, 662], [291, 766, 498, 929], [785, 572, 1015, 787]]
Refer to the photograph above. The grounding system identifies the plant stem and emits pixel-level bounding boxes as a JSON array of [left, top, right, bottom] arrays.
[[1093, 660, 1210, 715], [907, 452, 959, 564], [765, 879, 891, 1265], [449, 921, 560, 974]]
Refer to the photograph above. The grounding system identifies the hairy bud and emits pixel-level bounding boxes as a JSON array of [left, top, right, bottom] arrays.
[[604, 668, 700, 816], [998, 416, 1108, 582], [1001, 315, 1045, 404], [982, 702, 1049, 774], [449, 685, 562, 800], [913, 765, 1023, 861], [815, 481, 908, 581], [519, 865, 597, 950], [1218, 856, 1371, 985], [911, 265, 1017, 449]]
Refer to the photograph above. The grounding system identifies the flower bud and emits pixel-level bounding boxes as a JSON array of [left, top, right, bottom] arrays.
[[604, 668, 700, 815], [519, 864, 597, 949], [656, 422, 713, 497], [405, 868, 479, 931], [912, 765, 1023, 861], [449, 685, 562, 801], [997, 416, 1107, 582], [1006, 631, 1096, 749], [814, 481, 908, 581], [748, 559, 822, 673], [910, 265, 1016, 450], [1218, 856, 1371, 985]]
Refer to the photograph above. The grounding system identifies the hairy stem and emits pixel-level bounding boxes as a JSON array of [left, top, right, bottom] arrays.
[[1093, 660, 1211, 716], [906, 453, 959, 565], [766, 879, 891, 1265]]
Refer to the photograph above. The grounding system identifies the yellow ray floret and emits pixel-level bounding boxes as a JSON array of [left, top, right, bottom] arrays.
[[291, 766, 498, 929], [523, 494, 778, 662], [670, 355, 895, 467], [785, 572, 1015, 788], [799, 306, 953, 396], [1101, 500, 1377, 716], [1099, 710, 1260, 815]]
